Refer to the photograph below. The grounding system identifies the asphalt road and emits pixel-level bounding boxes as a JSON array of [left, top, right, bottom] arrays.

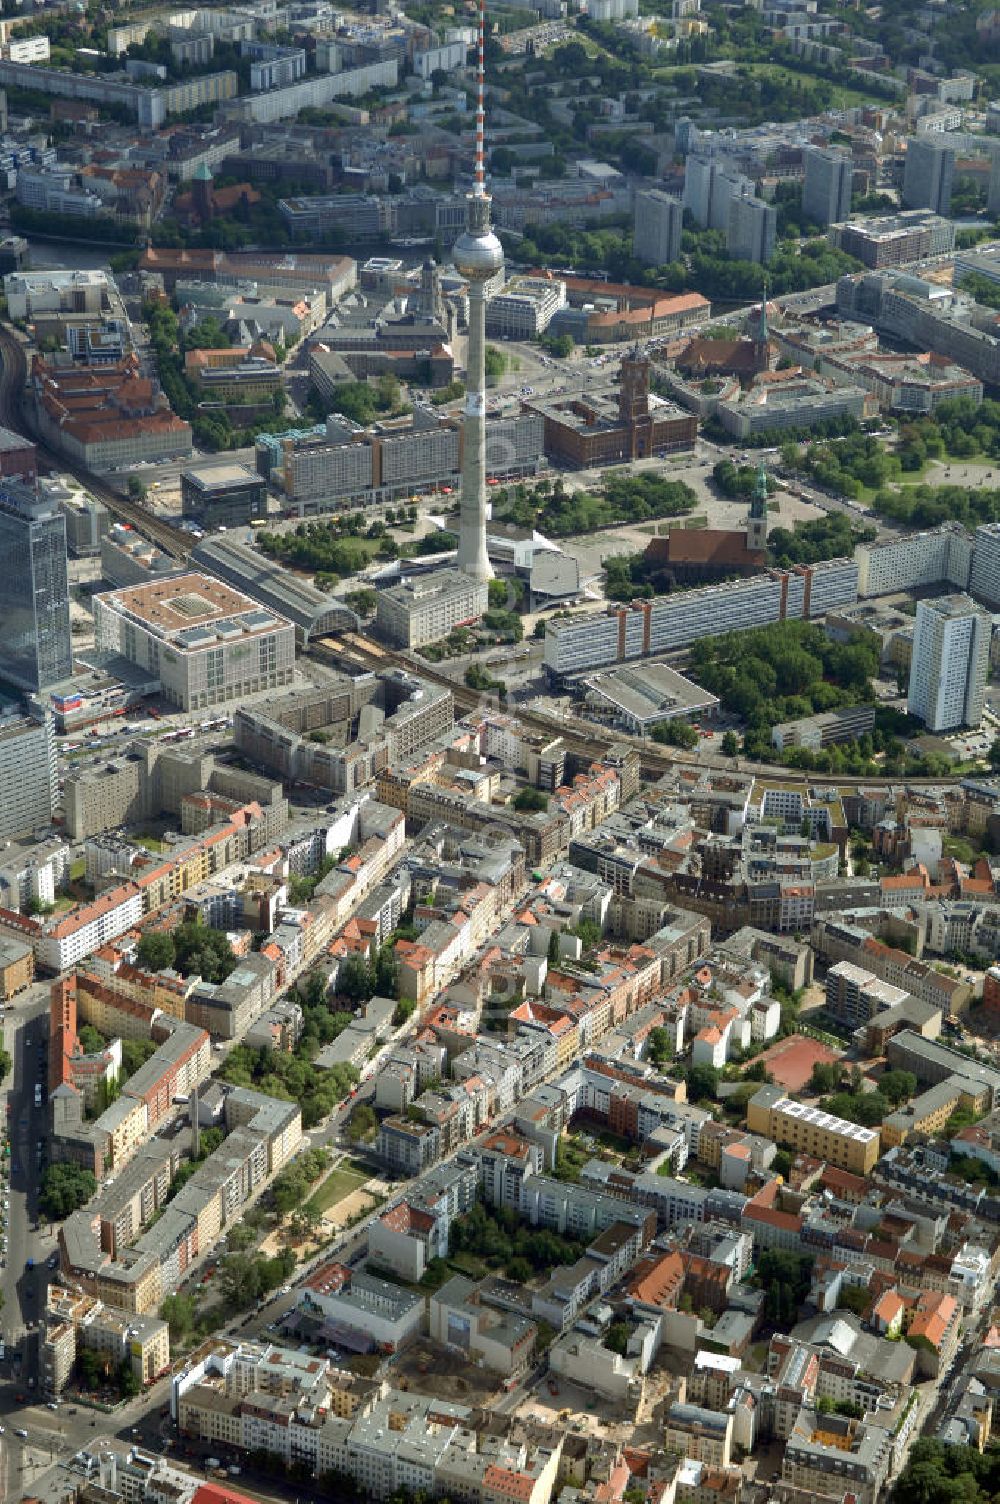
[[1, 982, 60, 1497]]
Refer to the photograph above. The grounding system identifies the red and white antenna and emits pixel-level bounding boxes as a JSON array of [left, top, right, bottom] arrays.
[[474, 0, 486, 198]]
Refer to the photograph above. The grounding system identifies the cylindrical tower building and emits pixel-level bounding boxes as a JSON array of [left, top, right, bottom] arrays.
[[453, 0, 501, 583]]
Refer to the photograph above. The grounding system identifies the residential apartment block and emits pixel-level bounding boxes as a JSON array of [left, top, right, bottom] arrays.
[[747, 1085, 880, 1174]]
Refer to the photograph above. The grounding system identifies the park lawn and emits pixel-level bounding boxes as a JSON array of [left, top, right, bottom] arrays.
[[447, 1251, 490, 1279], [344, 1157, 373, 1176], [943, 832, 989, 866], [648, 59, 876, 108], [136, 833, 167, 853], [306, 1164, 369, 1216], [736, 61, 879, 108], [69, 858, 86, 882]]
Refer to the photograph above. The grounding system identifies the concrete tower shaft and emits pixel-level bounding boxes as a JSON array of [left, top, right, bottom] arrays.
[[453, 0, 501, 583]]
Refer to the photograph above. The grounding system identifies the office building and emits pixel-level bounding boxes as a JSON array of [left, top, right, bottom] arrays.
[[180, 463, 267, 527], [830, 210, 955, 269], [0, 59, 237, 128], [836, 269, 1000, 390], [903, 137, 955, 216], [185, 348, 281, 406], [544, 559, 858, 678], [93, 572, 295, 712], [0, 709, 56, 840], [5, 268, 108, 321], [907, 593, 990, 732], [633, 189, 683, 266], [15, 166, 103, 220], [885, 1030, 1000, 1107], [485, 276, 566, 338], [727, 190, 776, 264], [715, 376, 868, 438], [101, 523, 179, 588], [970, 521, 1000, 608], [803, 146, 853, 226], [260, 410, 543, 512], [376, 569, 488, 649], [747, 1084, 880, 1174], [33, 356, 193, 471], [770, 704, 876, 752], [47, 479, 108, 558], [0, 480, 73, 693], [0, 425, 36, 485], [857, 522, 973, 598]]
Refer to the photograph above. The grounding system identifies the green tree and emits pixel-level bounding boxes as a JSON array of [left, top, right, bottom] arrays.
[[392, 997, 416, 1027], [338, 953, 374, 1005], [77, 1349, 103, 1390], [603, 1321, 630, 1356], [686, 1063, 720, 1103], [542, 332, 575, 359], [78, 1024, 106, 1054], [171, 919, 236, 984], [136, 931, 176, 971], [758, 1250, 813, 1325], [160, 1293, 197, 1342], [346, 1103, 377, 1143], [880, 1069, 918, 1107], [820, 1090, 888, 1127], [721, 730, 739, 757], [572, 918, 603, 951], [837, 1284, 871, 1317], [647, 1027, 674, 1066], [513, 787, 548, 812], [122, 1037, 158, 1076], [374, 944, 399, 998], [651, 718, 699, 750], [40, 1163, 97, 1220], [809, 1062, 842, 1094]]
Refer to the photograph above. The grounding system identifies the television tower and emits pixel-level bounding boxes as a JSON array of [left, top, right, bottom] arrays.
[[454, 0, 501, 583]]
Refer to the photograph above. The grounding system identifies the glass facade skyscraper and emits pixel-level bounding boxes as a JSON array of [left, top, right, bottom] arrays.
[[0, 480, 72, 693]]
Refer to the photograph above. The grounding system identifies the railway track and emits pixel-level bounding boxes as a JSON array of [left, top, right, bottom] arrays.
[[320, 631, 970, 793], [0, 324, 192, 561]]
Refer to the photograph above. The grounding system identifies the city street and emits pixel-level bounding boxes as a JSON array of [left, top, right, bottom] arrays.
[[1, 981, 59, 1499]]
